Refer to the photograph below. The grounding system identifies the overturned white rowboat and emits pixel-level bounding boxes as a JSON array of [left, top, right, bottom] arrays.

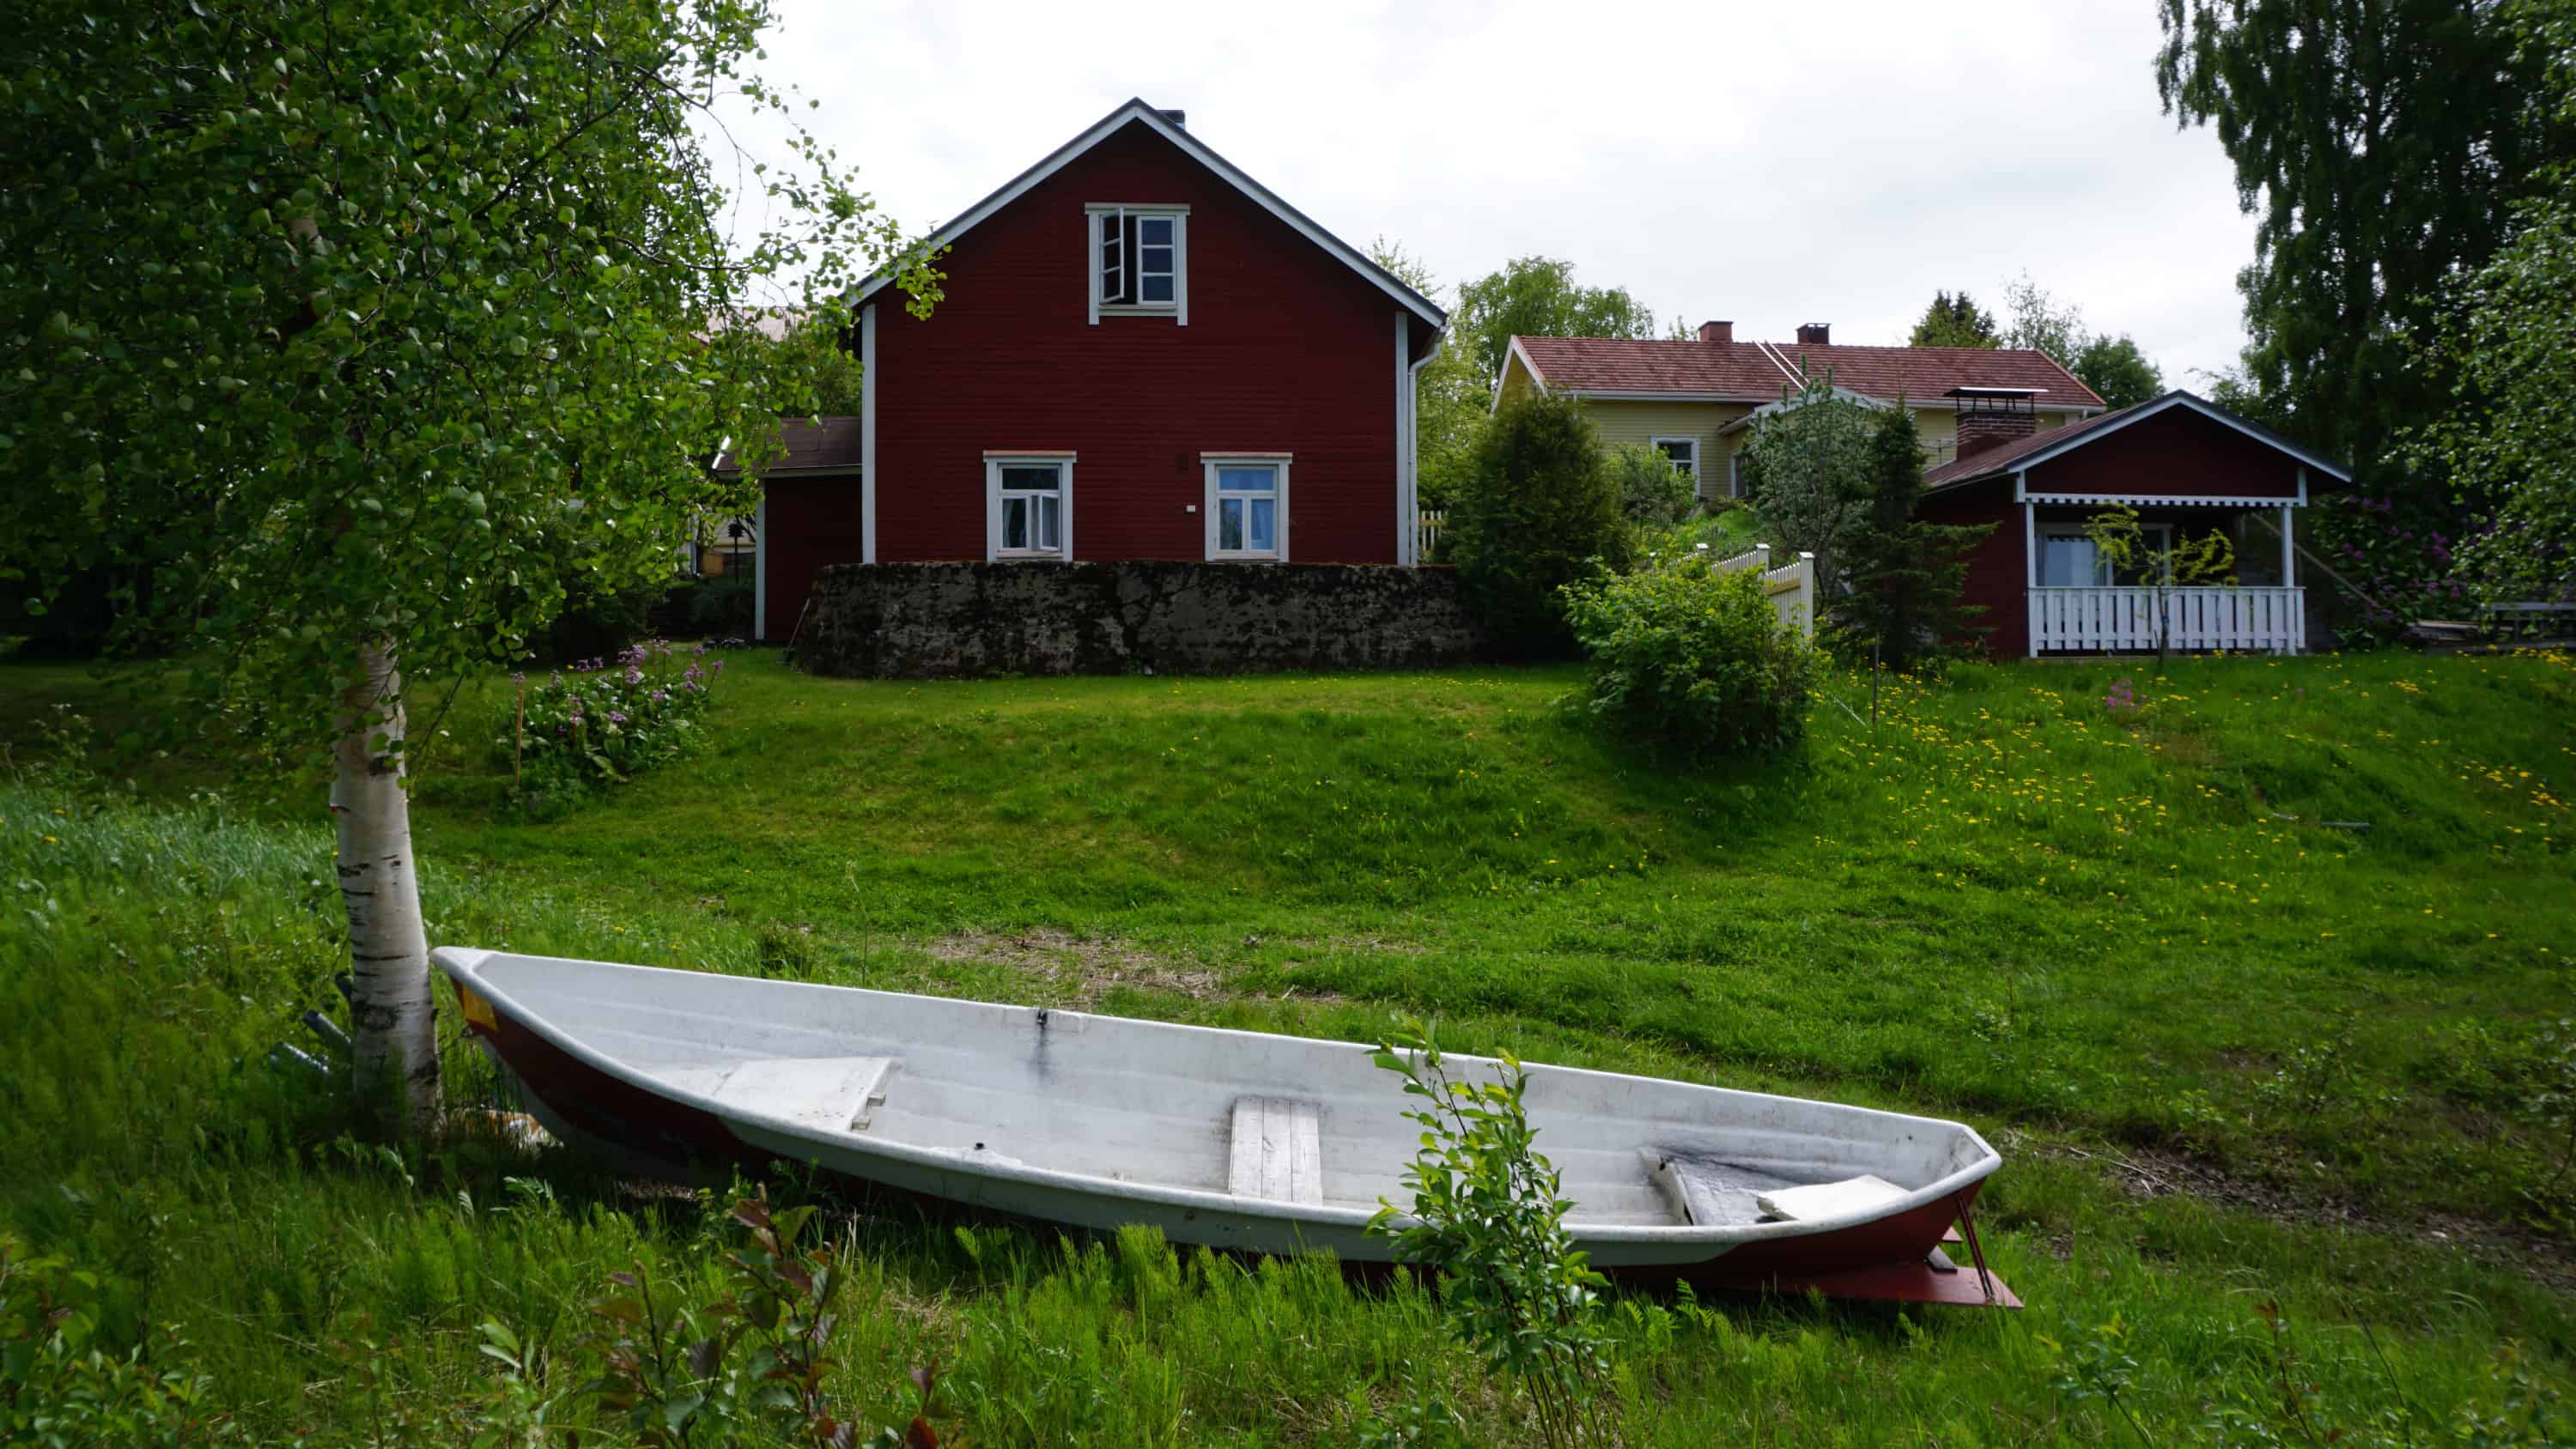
[[436, 947, 2015, 1305]]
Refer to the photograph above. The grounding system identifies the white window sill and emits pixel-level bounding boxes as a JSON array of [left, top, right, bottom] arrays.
[[1208, 553, 1282, 564], [1097, 305, 1181, 318], [993, 552, 1071, 562]]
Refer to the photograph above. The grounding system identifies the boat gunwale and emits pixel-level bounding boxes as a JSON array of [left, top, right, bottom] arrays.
[[433, 946, 2001, 1246]]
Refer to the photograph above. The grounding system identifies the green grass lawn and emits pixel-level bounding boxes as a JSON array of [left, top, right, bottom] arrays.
[[2, 647, 2571, 1443]]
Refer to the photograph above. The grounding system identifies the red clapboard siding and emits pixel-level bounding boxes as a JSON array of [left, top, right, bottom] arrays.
[[762, 477, 866, 641], [867, 119, 1407, 567], [2026, 406, 2304, 500], [1918, 481, 2027, 658]]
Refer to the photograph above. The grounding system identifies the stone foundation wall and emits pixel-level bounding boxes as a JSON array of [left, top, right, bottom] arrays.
[[795, 561, 1491, 677]]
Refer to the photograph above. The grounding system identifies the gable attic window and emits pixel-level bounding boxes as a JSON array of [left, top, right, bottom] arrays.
[[1089, 205, 1188, 324]]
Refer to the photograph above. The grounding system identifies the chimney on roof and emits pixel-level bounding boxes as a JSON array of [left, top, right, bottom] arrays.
[[1795, 322, 1831, 346], [1157, 108, 1187, 129], [1698, 319, 1734, 343], [1950, 387, 2038, 460]]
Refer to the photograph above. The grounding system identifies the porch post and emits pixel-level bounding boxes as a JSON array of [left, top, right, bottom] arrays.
[[2280, 505, 2294, 586], [2022, 495, 2038, 658]]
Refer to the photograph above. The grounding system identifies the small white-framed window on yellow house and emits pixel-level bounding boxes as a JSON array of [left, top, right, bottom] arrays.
[[1728, 450, 1749, 500], [1089, 205, 1188, 324], [1651, 436, 1698, 485], [1202, 453, 1288, 561], [986, 453, 1073, 561]]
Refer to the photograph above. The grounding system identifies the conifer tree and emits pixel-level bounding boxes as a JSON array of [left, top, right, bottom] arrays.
[[1833, 405, 1992, 670], [1907, 291, 2001, 349]]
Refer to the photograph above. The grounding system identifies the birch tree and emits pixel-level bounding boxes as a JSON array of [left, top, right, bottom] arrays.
[[0, 0, 938, 1132], [2156, 0, 2568, 482]]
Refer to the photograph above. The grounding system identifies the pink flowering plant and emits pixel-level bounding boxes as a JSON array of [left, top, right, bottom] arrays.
[[504, 640, 725, 809], [2306, 489, 2494, 646]]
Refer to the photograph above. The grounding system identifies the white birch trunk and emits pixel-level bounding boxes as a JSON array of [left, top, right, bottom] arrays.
[[332, 642, 440, 1135]]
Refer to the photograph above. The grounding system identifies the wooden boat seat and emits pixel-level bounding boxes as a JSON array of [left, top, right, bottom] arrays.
[[644, 1057, 897, 1135], [1228, 1096, 1322, 1205]]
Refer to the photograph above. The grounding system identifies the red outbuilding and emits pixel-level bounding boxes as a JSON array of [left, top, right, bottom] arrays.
[[742, 100, 1447, 641], [1915, 391, 2351, 657]]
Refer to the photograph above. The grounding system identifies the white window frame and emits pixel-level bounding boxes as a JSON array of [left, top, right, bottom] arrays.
[[1727, 450, 1748, 500], [1087, 204, 1189, 325], [1201, 452, 1290, 561], [2036, 520, 2171, 586], [1650, 436, 1699, 484], [985, 452, 1075, 561]]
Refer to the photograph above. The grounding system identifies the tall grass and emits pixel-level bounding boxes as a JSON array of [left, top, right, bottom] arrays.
[[1, 649, 2572, 1441]]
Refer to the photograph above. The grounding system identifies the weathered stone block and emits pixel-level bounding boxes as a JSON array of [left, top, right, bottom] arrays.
[[797, 561, 1491, 678]]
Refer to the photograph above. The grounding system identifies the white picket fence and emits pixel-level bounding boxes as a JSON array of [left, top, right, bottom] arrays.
[[2027, 585, 2305, 655], [1416, 509, 1446, 559], [1710, 543, 1817, 640]]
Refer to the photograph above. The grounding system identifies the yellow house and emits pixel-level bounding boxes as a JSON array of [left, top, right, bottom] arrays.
[[1497, 322, 2107, 502]]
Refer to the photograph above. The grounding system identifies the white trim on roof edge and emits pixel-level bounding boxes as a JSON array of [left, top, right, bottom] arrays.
[[854, 100, 1443, 330], [1962, 391, 2350, 490], [1754, 340, 1805, 388], [2015, 491, 2311, 509], [1564, 389, 1779, 403], [1715, 386, 1889, 435], [1498, 336, 1549, 411]]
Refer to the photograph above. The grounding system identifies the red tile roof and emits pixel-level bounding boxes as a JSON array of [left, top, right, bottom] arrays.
[[1512, 336, 2105, 409], [1512, 336, 1800, 397]]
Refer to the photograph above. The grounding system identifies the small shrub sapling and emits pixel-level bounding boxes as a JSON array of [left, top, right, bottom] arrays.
[[1366, 1018, 1614, 1449], [2084, 504, 2237, 670]]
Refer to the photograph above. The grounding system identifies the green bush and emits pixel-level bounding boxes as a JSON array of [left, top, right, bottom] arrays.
[[1560, 555, 1820, 757], [1447, 391, 1631, 655], [1605, 443, 1699, 527]]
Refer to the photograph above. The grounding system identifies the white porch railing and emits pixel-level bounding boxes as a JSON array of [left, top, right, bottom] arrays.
[[1712, 543, 1817, 640], [1416, 508, 1446, 559], [2029, 586, 2306, 655]]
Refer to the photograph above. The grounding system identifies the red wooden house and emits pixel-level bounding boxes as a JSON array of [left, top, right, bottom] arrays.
[[1916, 390, 2351, 656], [744, 100, 1448, 641]]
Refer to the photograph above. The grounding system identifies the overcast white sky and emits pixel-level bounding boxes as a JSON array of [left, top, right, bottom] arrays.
[[718, 0, 2259, 381]]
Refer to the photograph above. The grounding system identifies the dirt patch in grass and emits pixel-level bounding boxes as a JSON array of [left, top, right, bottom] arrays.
[[2026, 1136, 2576, 1291], [927, 928, 1222, 1007]]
